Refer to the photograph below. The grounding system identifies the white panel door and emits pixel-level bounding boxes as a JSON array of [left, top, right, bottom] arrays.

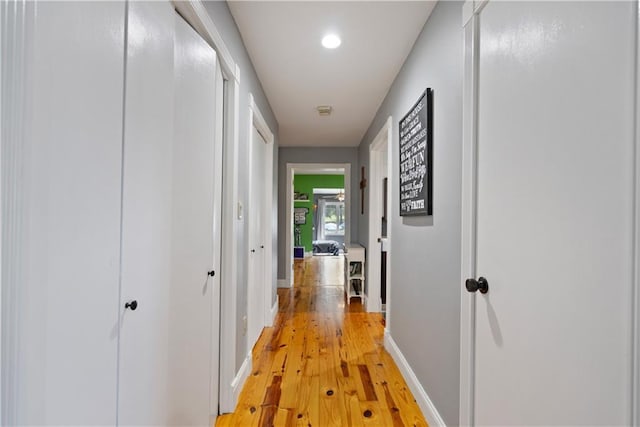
[[248, 127, 267, 348], [169, 12, 220, 425], [12, 1, 125, 424], [470, 2, 635, 424], [117, 2, 175, 424]]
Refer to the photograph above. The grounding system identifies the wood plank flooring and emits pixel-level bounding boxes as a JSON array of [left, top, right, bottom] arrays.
[[216, 256, 427, 427]]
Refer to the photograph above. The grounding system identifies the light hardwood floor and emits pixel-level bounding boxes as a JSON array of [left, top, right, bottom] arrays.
[[216, 256, 427, 427]]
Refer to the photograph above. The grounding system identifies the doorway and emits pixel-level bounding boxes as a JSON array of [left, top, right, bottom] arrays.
[[367, 117, 392, 314], [285, 164, 352, 286]]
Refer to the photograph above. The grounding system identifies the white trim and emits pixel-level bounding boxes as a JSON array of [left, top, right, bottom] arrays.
[[286, 166, 294, 287], [385, 117, 394, 333], [633, 1, 640, 424], [474, 0, 490, 16], [367, 117, 392, 314], [208, 50, 225, 421], [384, 331, 446, 427], [218, 77, 241, 413], [172, 1, 241, 414], [247, 94, 275, 350], [270, 296, 279, 325], [250, 95, 274, 144], [285, 163, 352, 287], [462, 0, 489, 27], [0, 3, 5, 423], [230, 353, 252, 407], [460, 4, 480, 426], [277, 279, 288, 288], [1, 2, 32, 424], [172, 0, 239, 83], [462, 1, 474, 27]]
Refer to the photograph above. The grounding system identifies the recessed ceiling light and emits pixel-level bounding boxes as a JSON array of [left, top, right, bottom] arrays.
[[322, 34, 341, 49]]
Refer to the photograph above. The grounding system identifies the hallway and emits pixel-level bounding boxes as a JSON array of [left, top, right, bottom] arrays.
[[217, 256, 427, 426], [4, 1, 639, 425]]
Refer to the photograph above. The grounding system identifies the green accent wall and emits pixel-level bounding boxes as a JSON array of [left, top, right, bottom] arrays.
[[294, 174, 344, 252]]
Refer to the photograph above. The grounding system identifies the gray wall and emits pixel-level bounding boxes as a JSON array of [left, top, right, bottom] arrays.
[[203, 1, 279, 374], [357, 2, 463, 424], [277, 147, 359, 280]]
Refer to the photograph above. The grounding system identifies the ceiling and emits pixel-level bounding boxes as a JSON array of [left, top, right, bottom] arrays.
[[227, 1, 436, 147]]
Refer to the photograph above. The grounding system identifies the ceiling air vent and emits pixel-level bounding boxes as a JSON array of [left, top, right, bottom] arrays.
[[316, 105, 333, 116]]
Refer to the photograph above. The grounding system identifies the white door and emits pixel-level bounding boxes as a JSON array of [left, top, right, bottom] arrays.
[[118, 2, 174, 424], [169, 12, 221, 425], [5, 2, 125, 424], [464, 2, 636, 424], [248, 127, 267, 348], [368, 123, 390, 314]]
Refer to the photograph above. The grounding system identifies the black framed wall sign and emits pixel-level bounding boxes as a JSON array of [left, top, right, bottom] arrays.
[[399, 88, 433, 216]]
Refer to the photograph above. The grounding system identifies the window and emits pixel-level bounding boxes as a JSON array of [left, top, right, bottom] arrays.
[[322, 201, 345, 237]]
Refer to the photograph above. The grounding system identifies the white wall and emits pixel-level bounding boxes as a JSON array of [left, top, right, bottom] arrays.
[[357, 2, 463, 424], [202, 1, 280, 373]]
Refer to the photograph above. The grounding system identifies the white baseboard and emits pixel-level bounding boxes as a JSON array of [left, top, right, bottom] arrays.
[[270, 296, 279, 325], [277, 279, 289, 288], [230, 353, 252, 406], [384, 331, 446, 427]]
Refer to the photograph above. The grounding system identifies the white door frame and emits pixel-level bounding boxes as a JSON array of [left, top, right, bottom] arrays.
[[459, 2, 481, 424], [632, 1, 640, 424], [0, 12, 3, 420], [367, 117, 392, 314], [285, 163, 351, 287], [2, 2, 33, 423], [0, 2, 17, 423], [209, 51, 225, 423], [247, 94, 275, 351], [459, 1, 640, 425], [172, 1, 241, 414]]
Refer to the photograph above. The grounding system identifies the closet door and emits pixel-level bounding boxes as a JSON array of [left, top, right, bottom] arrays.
[[247, 126, 267, 348], [5, 1, 126, 424], [464, 2, 635, 424], [117, 1, 175, 424], [169, 12, 220, 425]]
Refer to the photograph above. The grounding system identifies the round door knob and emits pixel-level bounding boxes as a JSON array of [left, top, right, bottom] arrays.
[[125, 300, 138, 311], [251, 249, 256, 253], [465, 277, 489, 294], [208, 270, 215, 277]]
